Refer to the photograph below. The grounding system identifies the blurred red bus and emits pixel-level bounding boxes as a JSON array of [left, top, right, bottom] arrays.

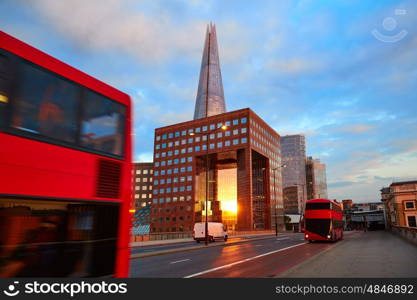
[[303, 199, 343, 242], [0, 31, 132, 277]]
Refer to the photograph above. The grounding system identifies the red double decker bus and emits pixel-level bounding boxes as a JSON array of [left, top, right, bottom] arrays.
[[303, 199, 343, 242], [0, 31, 132, 277]]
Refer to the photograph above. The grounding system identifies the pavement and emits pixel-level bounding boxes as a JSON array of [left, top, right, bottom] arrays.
[[276, 230, 417, 278]]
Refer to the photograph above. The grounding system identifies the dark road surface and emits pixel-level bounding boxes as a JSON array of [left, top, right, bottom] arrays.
[[130, 233, 314, 277]]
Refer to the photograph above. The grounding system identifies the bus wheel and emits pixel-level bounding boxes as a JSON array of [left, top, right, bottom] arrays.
[[308, 240, 313, 243]]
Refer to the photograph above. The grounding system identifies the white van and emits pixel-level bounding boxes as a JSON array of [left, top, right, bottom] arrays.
[[193, 222, 228, 243]]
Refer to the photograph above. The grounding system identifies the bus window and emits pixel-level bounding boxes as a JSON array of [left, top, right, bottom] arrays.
[[0, 199, 119, 277], [80, 90, 125, 156], [305, 202, 330, 210], [0, 53, 10, 128], [11, 60, 79, 143]]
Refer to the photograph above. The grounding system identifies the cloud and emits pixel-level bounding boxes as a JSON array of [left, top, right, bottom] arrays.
[[265, 58, 321, 74], [337, 124, 375, 134], [23, 0, 250, 65], [135, 152, 154, 162]]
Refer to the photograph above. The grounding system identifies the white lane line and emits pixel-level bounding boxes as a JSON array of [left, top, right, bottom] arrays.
[[183, 242, 306, 278], [255, 244, 263, 247], [276, 237, 290, 241], [170, 259, 190, 264]]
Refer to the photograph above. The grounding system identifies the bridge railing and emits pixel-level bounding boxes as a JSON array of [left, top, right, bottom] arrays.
[[390, 226, 417, 246], [131, 229, 276, 242]]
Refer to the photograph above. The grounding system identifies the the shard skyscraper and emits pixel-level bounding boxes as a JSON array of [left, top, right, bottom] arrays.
[[193, 23, 227, 120]]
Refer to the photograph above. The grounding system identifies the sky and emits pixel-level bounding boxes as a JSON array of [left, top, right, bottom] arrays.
[[1, 0, 417, 203]]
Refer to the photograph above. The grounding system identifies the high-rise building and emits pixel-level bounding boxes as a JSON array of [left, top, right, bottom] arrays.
[[149, 24, 283, 233], [194, 23, 226, 120], [132, 162, 153, 235], [151, 108, 283, 232], [306, 156, 328, 200], [281, 135, 307, 214]]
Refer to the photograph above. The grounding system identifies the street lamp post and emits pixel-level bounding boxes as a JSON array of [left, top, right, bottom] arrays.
[[272, 164, 286, 236], [190, 124, 227, 245]]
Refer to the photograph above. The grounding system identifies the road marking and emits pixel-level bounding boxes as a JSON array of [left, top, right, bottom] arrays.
[[255, 244, 263, 247], [183, 242, 307, 278], [170, 259, 190, 264], [276, 237, 289, 241]]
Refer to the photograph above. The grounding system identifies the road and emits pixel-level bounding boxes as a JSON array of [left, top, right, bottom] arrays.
[[130, 233, 309, 277], [130, 230, 417, 278]]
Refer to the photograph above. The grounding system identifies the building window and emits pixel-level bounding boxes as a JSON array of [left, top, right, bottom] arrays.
[[135, 178, 140, 182], [168, 142, 173, 147], [210, 124, 215, 130], [174, 158, 179, 164], [180, 196, 185, 201], [195, 145, 200, 152], [202, 126, 208, 132], [241, 137, 247, 143], [154, 180, 159, 185], [143, 170, 148, 174], [174, 150, 179, 155], [175, 141, 179, 146], [180, 186, 185, 192], [154, 171, 159, 176], [407, 215, 417, 227], [162, 134, 167, 140], [202, 145, 207, 150], [181, 139, 186, 145], [188, 147, 193, 153], [195, 136, 201, 142], [241, 117, 247, 124], [175, 131, 180, 137], [180, 167, 186, 173], [168, 133, 173, 138], [156, 136, 161, 141], [181, 148, 186, 154], [173, 197, 178, 202], [187, 157, 192, 162], [181, 157, 186, 163], [210, 134, 215, 140], [155, 153, 160, 158], [225, 131, 231, 137], [187, 166, 192, 172], [233, 129, 239, 135], [188, 138, 193, 143], [217, 132, 222, 138], [225, 140, 231, 147], [233, 119, 238, 125], [180, 176, 185, 182], [187, 186, 192, 191], [241, 127, 247, 134], [182, 130, 186, 136], [210, 143, 215, 149], [405, 201, 416, 210], [187, 175, 192, 181], [217, 142, 222, 148], [233, 139, 239, 145], [167, 178, 172, 184]]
